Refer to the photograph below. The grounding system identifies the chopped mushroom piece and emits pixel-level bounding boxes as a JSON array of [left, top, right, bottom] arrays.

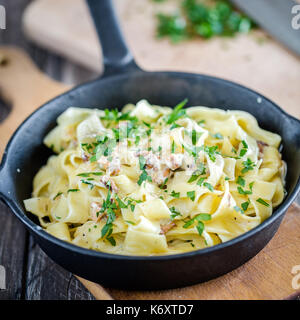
[[159, 221, 176, 235], [90, 202, 105, 222]]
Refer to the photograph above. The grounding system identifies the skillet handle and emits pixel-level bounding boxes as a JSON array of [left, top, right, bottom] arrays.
[[86, 0, 140, 77]]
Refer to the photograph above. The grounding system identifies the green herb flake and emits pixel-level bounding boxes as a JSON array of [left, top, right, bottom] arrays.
[[77, 172, 103, 178], [187, 191, 196, 201], [196, 220, 204, 236], [241, 200, 250, 212], [80, 179, 94, 189], [116, 195, 127, 209], [171, 140, 176, 153], [197, 177, 205, 186], [53, 192, 63, 200], [67, 189, 80, 193], [236, 176, 245, 187], [139, 155, 146, 170], [166, 99, 188, 124], [170, 206, 182, 220], [106, 236, 116, 246], [170, 122, 181, 130], [204, 182, 214, 192], [256, 198, 270, 207], [137, 170, 152, 186], [170, 190, 180, 198], [135, 135, 141, 146], [237, 186, 252, 195], [125, 220, 136, 225], [242, 158, 256, 174]]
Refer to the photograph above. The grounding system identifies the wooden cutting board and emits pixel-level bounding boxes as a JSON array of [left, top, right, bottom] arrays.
[[22, 0, 300, 119], [0, 46, 300, 300]]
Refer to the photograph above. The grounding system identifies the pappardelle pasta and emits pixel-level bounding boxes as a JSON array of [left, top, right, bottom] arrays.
[[24, 100, 286, 255]]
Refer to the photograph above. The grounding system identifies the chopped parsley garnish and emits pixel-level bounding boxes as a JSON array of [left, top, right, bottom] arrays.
[[135, 135, 140, 146], [125, 220, 136, 225], [80, 179, 94, 189], [170, 190, 180, 198], [241, 158, 256, 174], [90, 136, 117, 162], [159, 177, 169, 189], [170, 122, 181, 130], [249, 181, 254, 191], [101, 109, 137, 124], [239, 140, 248, 157], [67, 189, 80, 193], [182, 144, 202, 158], [192, 129, 197, 145], [236, 176, 245, 187], [242, 140, 248, 148], [125, 197, 142, 212], [187, 165, 206, 183], [183, 213, 211, 236], [139, 155, 146, 170], [115, 195, 127, 209], [171, 140, 176, 153], [156, 0, 255, 42], [165, 99, 188, 124], [156, 13, 187, 43], [241, 200, 250, 211], [202, 145, 220, 162], [53, 192, 63, 200], [188, 172, 200, 183], [203, 182, 214, 192], [137, 170, 152, 186], [197, 177, 205, 186], [101, 222, 113, 238], [77, 172, 103, 177], [187, 191, 196, 201], [106, 236, 116, 246], [256, 198, 270, 207], [170, 206, 182, 220], [237, 186, 252, 195], [81, 143, 93, 153]]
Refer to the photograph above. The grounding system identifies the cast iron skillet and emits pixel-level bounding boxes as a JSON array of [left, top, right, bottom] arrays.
[[0, 0, 300, 290]]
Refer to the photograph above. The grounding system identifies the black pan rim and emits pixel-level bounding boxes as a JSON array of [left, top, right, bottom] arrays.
[[1, 70, 300, 262]]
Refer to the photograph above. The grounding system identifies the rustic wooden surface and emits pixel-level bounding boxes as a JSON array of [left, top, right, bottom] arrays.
[[0, 0, 96, 300], [23, 0, 300, 119], [0, 0, 299, 300]]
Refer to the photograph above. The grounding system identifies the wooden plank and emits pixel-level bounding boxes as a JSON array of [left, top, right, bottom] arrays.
[[0, 202, 27, 300], [0, 0, 97, 298], [25, 237, 94, 300], [106, 204, 300, 300], [0, 0, 32, 301]]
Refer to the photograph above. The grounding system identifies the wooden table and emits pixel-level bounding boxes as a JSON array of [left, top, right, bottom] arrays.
[[0, 0, 299, 300], [0, 0, 96, 300]]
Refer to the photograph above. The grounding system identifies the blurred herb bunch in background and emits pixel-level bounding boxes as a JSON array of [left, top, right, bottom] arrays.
[[155, 0, 256, 43]]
